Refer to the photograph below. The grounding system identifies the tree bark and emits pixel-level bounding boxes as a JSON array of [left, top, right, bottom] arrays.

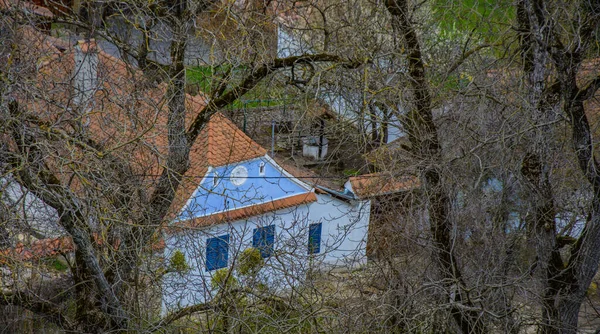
[[518, 0, 600, 331], [384, 1, 484, 333]]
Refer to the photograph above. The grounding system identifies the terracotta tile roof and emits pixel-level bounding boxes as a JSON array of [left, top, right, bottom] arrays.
[[0, 0, 54, 18], [15, 32, 212, 219], [348, 173, 419, 198], [168, 192, 317, 233], [199, 113, 267, 167], [0, 237, 74, 264], [0, 233, 165, 264]]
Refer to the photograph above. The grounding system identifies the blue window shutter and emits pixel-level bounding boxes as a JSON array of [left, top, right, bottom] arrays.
[[206, 234, 229, 271], [218, 235, 229, 268], [206, 240, 217, 270], [253, 225, 275, 258], [308, 223, 322, 254]]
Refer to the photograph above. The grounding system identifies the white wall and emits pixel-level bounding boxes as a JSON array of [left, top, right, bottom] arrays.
[[162, 193, 370, 310], [0, 177, 61, 240]]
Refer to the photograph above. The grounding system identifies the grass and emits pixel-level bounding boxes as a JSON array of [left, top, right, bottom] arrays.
[[186, 65, 222, 93], [187, 65, 288, 109], [432, 0, 515, 39]]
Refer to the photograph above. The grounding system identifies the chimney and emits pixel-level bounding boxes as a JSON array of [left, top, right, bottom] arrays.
[[73, 39, 98, 106]]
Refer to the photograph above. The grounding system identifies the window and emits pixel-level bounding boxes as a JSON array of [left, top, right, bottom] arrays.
[[308, 223, 322, 254], [253, 225, 275, 258], [259, 162, 266, 175], [206, 234, 229, 271], [230, 165, 248, 186]]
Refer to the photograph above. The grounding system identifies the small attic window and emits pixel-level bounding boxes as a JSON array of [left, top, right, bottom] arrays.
[[213, 172, 219, 187], [259, 162, 265, 176]]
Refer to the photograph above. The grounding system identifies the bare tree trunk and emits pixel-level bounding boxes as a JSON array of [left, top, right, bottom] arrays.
[[384, 1, 484, 332], [518, 0, 600, 331], [515, 1, 565, 331]]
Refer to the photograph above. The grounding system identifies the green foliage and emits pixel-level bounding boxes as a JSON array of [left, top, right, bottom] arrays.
[[186, 65, 222, 92], [587, 281, 598, 297], [210, 268, 237, 290], [232, 98, 284, 109], [432, 0, 515, 39], [46, 258, 68, 272], [236, 247, 264, 276], [186, 65, 287, 108], [169, 250, 189, 273]]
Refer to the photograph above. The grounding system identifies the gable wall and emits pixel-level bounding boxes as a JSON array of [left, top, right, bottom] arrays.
[[176, 157, 310, 221]]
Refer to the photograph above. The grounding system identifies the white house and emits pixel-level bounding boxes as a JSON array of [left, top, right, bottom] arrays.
[[162, 113, 371, 309]]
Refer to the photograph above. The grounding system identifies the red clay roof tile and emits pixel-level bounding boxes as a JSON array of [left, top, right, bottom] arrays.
[[349, 173, 419, 198], [0, 233, 165, 264]]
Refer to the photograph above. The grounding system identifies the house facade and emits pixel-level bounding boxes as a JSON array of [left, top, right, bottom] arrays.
[[162, 114, 371, 309]]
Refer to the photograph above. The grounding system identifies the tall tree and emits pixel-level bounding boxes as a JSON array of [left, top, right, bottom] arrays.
[[0, 0, 363, 331]]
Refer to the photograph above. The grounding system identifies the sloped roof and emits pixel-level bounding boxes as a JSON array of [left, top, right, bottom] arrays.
[[0, 0, 54, 18], [13, 30, 210, 218], [348, 173, 419, 198], [0, 233, 165, 264], [364, 137, 417, 173], [199, 113, 267, 167], [0, 237, 73, 264]]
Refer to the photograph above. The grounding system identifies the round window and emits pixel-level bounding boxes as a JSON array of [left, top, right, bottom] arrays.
[[230, 165, 248, 186]]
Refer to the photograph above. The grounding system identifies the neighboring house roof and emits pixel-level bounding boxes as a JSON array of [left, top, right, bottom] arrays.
[[348, 173, 419, 198], [0, 0, 54, 18], [0, 233, 165, 264], [0, 237, 73, 264], [364, 136, 417, 172], [12, 26, 209, 217]]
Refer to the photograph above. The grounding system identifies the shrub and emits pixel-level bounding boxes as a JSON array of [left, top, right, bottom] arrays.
[[236, 247, 264, 277], [169, 250, 189, 273]]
